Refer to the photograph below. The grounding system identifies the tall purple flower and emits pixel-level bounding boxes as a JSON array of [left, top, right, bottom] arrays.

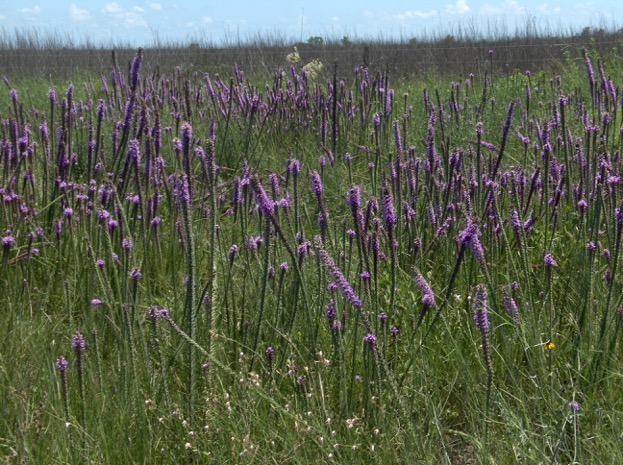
[[381, 182, 397, 230], [393, 119, 403, 154], [310, 170, 324, 198], [346, 185, 365, 235], [228, 244, 238, 265], [460, 221, 487, 271], [501, 290, 519, 323], [414, 270, 436, 307], [473, 285, 489, 331], [315, 236, 362, 309], [544, 253, 558, 268], [2, 235, 15, 254], [55, 356, 69, 372], [363, 333, 377, 348], [251, 174, 275, 217], [130, 48, 144, 93], [582, 48, 596, 90]]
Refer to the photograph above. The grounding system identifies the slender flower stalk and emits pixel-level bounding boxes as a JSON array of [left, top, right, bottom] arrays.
[[72, 332, 87, 431], [473, 285, 494, 442], [55, 356, 70, 422]]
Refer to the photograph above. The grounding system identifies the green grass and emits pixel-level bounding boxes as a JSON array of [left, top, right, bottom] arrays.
[[1, 43, 623, 464]]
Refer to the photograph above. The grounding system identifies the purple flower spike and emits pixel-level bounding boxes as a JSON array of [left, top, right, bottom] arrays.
[[122, 237, 133, 253], [72, 332, 86, 353], [130, 267, 142, 280], [55, 356, 69, 372], [414, 270, 436, 307], [228, 244, 238, 265], [473, 285, 489, 331], [2, 235, 15, 253], [381, 183, 397, 229], [266, 346, 275, 362], [310, 170, 324, 198], [130, 48, 144, 93], [251, 175, 275, 217], [544, 253, 558, 268], [363, 333, 377, 347], [315, 236, 362, 309]]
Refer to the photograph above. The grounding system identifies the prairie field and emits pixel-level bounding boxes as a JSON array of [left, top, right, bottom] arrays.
[[1, 31, 623, 463]]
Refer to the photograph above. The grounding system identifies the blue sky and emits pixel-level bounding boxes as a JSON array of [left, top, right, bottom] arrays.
[[0, 1, 619, 46]]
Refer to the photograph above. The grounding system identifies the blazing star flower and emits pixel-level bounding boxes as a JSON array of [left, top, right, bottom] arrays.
[[363, 333, 377, 347], [473, 285, 489, 331], [414, 270, 436, 307], [55, 356, 69, 372], [544, 253, 558, 268], [266, 346, 275, 362]]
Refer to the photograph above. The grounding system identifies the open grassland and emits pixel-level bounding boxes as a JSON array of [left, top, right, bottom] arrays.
[[1, 38, 623, 464]]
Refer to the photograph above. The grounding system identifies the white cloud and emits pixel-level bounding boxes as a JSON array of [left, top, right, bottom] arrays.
[[101, 2, 147, 28], [20, 6, 41, 15], [363, 10, 374, 18], [445, 0, 470, 15], [0, 15, 5, 20], [149, 2, 162, 10], [331, 16, 339, 22], [392, 10, 438, 21], [70, 4, 90, 22], [202, 16, 213, 24], [102, 2, 123, 14], [480, 0, 524, 15]]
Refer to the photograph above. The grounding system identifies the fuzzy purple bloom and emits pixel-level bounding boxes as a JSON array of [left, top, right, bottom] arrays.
[[2, 235, 15, 253], [72, 332, 86, 353], [544, 253, 558, 268], [252, 175, 275, 217], [315, 236, 362, 309], [414, 270, 436, 307], [266, 346, 275, 362], [310, 170, 324, 198], [363, 333, 377, 347], [228, 244, 238, 265], [55, 356, 69, 372]]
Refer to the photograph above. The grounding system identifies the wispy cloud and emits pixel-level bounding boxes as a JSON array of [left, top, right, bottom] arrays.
[[102, 3, 123, 14], [445, 0, 470, 14], [20, 6, 41, 15], [70, 4, 90, 22], [202, 16, 213, 24], [102, 2, 147, 28], [363, 10, 374, 18], [480, 0, 525, 15], [392, 10, 438, 21], [149, 3, 162, 10]]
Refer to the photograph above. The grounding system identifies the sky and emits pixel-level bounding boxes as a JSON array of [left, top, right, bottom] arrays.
[[0, 0, 619, 46]]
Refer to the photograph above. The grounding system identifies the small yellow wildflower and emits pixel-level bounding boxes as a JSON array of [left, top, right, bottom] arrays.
[[543, 341, 555, 350]]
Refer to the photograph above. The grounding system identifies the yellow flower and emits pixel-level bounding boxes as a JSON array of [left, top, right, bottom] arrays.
[[543, 341, 555, 350]]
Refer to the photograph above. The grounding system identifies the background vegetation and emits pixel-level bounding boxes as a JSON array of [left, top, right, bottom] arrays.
[[1, 26, 623, 463]]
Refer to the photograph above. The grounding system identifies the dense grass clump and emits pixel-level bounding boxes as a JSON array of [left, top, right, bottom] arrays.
[[1, 41, 623, 463]]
